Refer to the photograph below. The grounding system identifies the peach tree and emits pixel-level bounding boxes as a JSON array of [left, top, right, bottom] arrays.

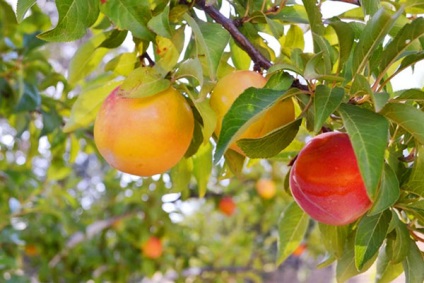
[[1, 0, 424, 282]]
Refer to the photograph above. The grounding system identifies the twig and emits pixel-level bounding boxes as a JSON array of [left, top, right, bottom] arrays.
[[328, 0, 361, 5], [195, 0, 272, 70], [139, 52, 155, 67]]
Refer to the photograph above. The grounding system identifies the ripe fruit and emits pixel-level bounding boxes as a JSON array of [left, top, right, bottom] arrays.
[[210, 70, 295, 155], [256, 178, 277, 199], [292, 243, 307, 257], [24, 244, 38, 257], [219, 196, 236, 216], [94, 87, 194, 177], [289, 132, 372, 226], [142, 236, 163, 259]]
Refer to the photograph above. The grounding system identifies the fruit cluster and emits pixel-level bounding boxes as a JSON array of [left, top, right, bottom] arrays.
[[94, 70, 372, 226]]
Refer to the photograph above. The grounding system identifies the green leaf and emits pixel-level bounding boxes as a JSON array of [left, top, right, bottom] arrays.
[[372, 92, 390, 113], [379, 17, 424, 77], [394, 89, 424, 101], [403, 145, 424, 197], [380, 103, 424, 145], [265, 16, 285, 38], [237, 118, 301, 159], [184, 118, 204, 158], [313, 86, 344, 133], [147, 5, 171, 38], [302, 0, 324, 52], [183, 14, 230, 81], [268, 5, 308, 24], [16, 0, 37, 23], [397, 52, 424, 73], [279, 24, 305, 52], [318, 224, 349, 259], [376, 245, 404, 283], [355, 210, 392, 270], [268, 63, 303, 77], [350, 8, 403, 77], [41, 107, 62, 137], [313, 36, 332, 73], [175, 58, 203, 86], [184, 85, 217, 144], [22, 32, 46, 54], [155, 36, 180, 75], [223, 149, 245, 177], [38, 0, 99, 41], [402, 240, 424, 283], [404, 200, 424, 222], [338, 104, 388, 200], [402, 0, 424, 14], [68, 32, 109, 85], [99, 30, 128, 49], [192, 142, 213, 198], [214, 74, 294, 162], [0, 1, 18, 37], [361, 0, 381, 16], [369, 163, 400, 215], [351, 74, 372, 97], [387, 216, 411, 263], [303, 52, 328, 80], [336, 235, 377, 282], [239, 22, 275, 62], [328, 21, 354, 73], [119, 67, 170, 99], [62, 79, 121, 133], [14, 83, 41, 112], [104, 52, 137, 76], [47, 158, 71, 180], [265, 71, 295, 91], [100, 0, 153, 40], [170, 158, 192, 196], [277, 201, 309, 265], [229, 38, 251, 70]]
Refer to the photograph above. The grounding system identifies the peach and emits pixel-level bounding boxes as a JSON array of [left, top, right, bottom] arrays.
[[219, 196, 236, 216], [256, 178, 277, 199], [94, 86, 194, 177], [141, 236, 163, 259], [210, 70, 295, 155], [289, 132, 372, 226]]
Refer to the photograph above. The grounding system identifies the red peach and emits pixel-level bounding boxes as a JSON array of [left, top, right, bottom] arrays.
[[219, 197, 236, 216], [289, 132, 372, 226]]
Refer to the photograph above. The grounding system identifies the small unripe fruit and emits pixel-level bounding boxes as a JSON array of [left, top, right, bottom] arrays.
[[94, 87, 194, 177], [210, 70, 295, 155], [219, 197, 236, 216], [142, 236, 163, 259], [256, 178, 277, 199], [289, 132, 372, 226]]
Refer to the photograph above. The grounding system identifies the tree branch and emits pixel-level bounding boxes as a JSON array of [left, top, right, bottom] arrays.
[[329, 0, 361, 5], [195, 0, 272, 70]]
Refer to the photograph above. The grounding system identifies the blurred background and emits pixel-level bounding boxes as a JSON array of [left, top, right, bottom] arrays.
[[1, 0, 423, 282]]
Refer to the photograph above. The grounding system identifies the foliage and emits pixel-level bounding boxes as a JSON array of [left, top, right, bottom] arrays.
[[1, 0, 424, 282]]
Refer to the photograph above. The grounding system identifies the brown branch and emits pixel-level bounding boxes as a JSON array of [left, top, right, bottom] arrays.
[[139, 52, 155, 67], [328, 0, 361, 5], [195, 0, 272, 71]]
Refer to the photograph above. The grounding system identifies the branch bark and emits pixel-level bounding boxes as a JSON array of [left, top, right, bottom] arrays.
[[195, 0, 272, 70], [329, 0, 361, 5]]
